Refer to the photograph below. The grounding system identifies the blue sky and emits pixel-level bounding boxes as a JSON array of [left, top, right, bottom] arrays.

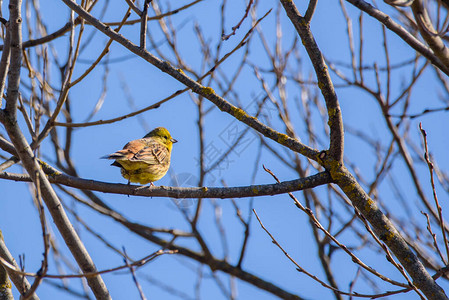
[[1, 0, 448, 299]]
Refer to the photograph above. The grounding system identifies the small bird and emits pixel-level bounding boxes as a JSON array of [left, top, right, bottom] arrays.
[[102, 127, 177, 185]]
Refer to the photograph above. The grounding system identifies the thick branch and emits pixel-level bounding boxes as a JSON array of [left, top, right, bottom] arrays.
[[0, 266, 13, 300], [0, 24, 11, 109], [0, 169, 332, 199], [3, 1, 21, 118], [279, 0, 344, 164]]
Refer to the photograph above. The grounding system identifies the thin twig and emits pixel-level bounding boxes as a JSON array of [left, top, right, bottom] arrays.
[[419, 123, 449, 263]]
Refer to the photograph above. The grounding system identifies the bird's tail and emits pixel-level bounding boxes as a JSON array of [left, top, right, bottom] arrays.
[[100, 153, 125, 160]]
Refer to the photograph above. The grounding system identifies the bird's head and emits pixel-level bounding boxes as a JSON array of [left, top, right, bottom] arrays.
[[144, 127, 177, 150]]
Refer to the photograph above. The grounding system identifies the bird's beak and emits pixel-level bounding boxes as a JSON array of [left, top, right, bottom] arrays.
[[171, 138, 178, 143]]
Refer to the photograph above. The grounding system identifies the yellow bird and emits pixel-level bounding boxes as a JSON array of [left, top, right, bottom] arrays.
[[102, 127, 177, 185]]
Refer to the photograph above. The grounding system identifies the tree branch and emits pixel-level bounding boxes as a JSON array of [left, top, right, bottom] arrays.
[[0, 168, 332, 199], [279, 0, 344, 164]]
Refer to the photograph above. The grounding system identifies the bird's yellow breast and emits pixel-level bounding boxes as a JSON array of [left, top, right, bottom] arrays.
[[118, 160, 170, 184], [116, 160, 150, 171]]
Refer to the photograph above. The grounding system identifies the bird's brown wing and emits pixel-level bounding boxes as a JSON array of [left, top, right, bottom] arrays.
[[104, 139, 147, 160], [104, 139, 169, 166], [133, 140, 169, 165]]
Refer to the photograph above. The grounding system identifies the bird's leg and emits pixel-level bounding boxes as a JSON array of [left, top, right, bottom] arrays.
[[149, 182, 154, 199]]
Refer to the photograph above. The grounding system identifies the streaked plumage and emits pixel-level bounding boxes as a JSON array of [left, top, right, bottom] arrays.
[[102, 127, 177, 185]]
